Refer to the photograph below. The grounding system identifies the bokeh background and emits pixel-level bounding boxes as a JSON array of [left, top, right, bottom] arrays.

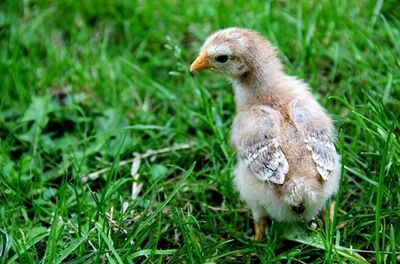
[[1, 0, 399, 263]]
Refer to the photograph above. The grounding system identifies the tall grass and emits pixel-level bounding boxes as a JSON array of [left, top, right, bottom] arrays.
[[0, 0, 399, 263]]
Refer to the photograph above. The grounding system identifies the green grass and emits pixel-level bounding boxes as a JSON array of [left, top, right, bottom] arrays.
[[1, 0, 399, 263]]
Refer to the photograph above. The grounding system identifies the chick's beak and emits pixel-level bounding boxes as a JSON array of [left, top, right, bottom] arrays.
[[190, 53, 211, 72]]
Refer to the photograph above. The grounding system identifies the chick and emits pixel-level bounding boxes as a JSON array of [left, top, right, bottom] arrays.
[[190, 28, 341, 240]]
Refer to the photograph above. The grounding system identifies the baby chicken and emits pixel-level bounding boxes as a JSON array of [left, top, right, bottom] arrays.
[[190, 28, 341, 240]]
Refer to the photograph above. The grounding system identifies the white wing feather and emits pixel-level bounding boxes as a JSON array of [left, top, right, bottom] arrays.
[[291, 102, 337, 180], [236, 106, 289, 184]]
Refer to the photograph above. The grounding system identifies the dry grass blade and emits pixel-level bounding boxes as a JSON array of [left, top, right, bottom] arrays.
[[82, 142, 194, 182], [329, 202, 336, 221], [131, 154, 142, 200]]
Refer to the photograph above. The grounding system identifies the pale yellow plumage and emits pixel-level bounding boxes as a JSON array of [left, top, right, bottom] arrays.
[[190, 28, 341, 240]]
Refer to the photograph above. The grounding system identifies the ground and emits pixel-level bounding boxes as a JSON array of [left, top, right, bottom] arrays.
[[0, 0, 399, 263]]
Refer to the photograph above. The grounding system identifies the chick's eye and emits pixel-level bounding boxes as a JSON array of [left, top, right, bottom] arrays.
[[215, 55, 229, 63]]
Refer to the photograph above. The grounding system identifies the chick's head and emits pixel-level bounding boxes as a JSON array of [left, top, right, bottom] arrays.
[[190, 28, 280, 80]]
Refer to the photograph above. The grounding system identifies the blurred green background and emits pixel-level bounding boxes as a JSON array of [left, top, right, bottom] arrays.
[[0, 0, 399, 263]]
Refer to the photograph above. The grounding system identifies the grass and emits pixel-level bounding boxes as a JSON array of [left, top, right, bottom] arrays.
[[0, 0, 399, 263]]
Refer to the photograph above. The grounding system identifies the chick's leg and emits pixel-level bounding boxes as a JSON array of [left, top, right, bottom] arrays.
[[319, 209, 326, 226], [321, 201, 336, 226], [251, 207, 268, 241], [254, 217, 268, 241]]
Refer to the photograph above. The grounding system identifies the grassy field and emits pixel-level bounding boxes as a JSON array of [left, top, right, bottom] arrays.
[[1, 0, 399, 263]]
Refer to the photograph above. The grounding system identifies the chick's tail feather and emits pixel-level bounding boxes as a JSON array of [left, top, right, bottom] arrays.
[[282, 176, 321, 213]]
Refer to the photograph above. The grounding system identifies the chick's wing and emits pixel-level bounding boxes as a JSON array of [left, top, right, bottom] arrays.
[[289, 101, 338, 180], [232, 105, 289, 184]]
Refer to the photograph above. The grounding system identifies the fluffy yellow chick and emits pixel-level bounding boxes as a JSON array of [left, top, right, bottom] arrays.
[[190, 28, 341, 240]]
